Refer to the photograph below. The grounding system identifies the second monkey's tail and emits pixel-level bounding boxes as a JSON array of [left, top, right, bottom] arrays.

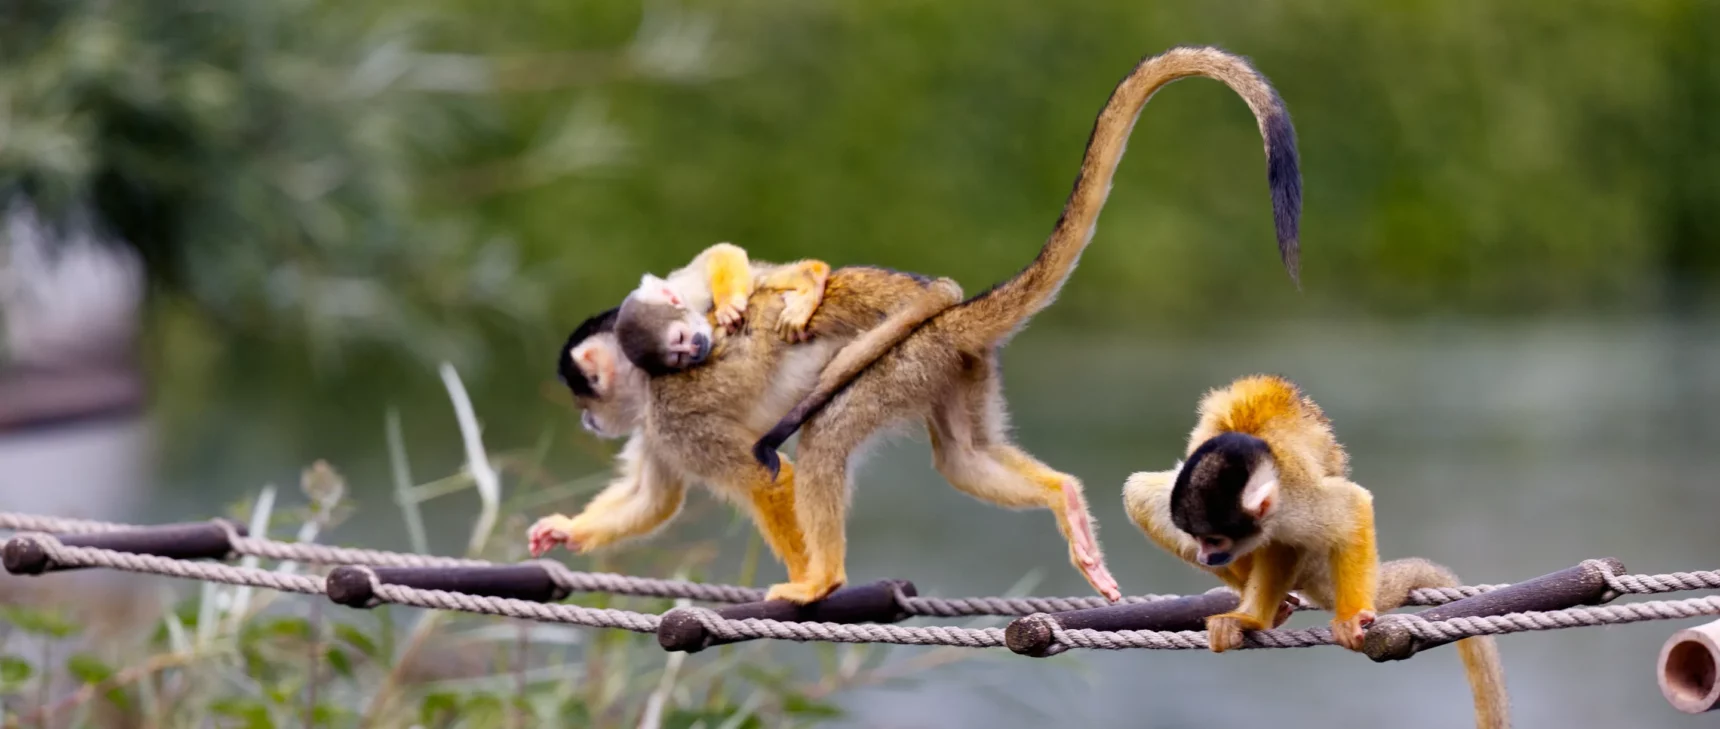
[[945, 44, 1302, 348], [1377, 558, 1513, 729]]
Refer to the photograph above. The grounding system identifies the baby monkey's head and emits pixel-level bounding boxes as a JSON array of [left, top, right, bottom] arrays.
[[1169, 431, 1281, 568], [615, 274, 713, 377]]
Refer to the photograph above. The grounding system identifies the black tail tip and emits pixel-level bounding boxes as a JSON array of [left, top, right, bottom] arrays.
[[752, 438, 783, 478]]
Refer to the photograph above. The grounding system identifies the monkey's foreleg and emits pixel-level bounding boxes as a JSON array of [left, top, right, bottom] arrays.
[[527, 457, 687, 556], [1205, 544, 1298, 652]]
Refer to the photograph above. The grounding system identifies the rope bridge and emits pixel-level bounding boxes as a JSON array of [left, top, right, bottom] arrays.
[[4, 511, 1720, 663]]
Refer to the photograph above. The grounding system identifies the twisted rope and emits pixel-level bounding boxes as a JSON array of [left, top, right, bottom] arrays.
[[15, 533, 325, 595], [9, 531, 1720, 653]]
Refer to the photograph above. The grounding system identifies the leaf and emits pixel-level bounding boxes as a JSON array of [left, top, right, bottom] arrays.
[[324, 647, 353, 679], [419, 692, 460, 725], [782, 694, 844, 719], [333, 623, 379, 660], [210, 697, 275, 729], [665, 709, 763, 729], [0, 655, 34, 684], [1, 605, 80, 638], [64, 654, 114, 685], [260, 617, 314, 641]]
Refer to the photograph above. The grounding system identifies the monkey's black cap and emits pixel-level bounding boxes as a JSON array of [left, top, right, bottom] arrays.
[[1170, 431, 1274, 540], [557, 306, 619, 398]]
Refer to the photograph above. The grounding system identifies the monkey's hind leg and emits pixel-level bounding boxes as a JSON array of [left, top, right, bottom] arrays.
[[927, 373, 1122, 602], [757, 260, 832, 343], [744, 456, 811, 584]]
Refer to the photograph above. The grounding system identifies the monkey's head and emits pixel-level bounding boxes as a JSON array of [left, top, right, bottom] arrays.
[[614, 274, 713, 376], [557, 306, 648, 439], [1169, 431, 1280, 568]]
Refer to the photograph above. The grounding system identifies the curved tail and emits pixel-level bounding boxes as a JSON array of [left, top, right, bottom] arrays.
[[1378, 558, 1512, 728], [751, 45, 1302, 470], [754, 277, 964, 477], [948, 44, 1301, 347], [1457, 636, 1512, 729]]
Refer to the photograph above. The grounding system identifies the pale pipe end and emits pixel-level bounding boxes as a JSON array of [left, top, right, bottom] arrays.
[[1659, 619, 1720, 714]]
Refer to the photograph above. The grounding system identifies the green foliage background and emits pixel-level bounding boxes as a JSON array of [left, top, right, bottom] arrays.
[[3, 0, 1717, 511]]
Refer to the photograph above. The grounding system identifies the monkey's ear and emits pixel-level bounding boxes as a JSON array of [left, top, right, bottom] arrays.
[[638, 274, 682, 308], [574, 343, 614, 392], [1240, 463, 1279, 519]]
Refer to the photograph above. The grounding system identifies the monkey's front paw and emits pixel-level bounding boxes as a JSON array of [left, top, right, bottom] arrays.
[[765, 578, 843, 605], [714, 295, 748, 332], [527, 515, 580, 557], [1205, 614, 1254, 653], [1330, 609, 1376, 652]]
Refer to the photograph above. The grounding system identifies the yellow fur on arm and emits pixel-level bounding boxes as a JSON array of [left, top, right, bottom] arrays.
[[1232, 543, 1298, 627], [701, 243, 755, 309], [568, 452, 688, 550]]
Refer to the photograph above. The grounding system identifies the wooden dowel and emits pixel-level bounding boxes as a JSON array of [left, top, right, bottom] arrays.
[[324, 563, 568, 608], [2, 519, 246, 575], [1005, 588, 1240, 657], [1363, 557, 1626, 662], [657, 579, 916, 653], [1658, 618, 1720, 714]]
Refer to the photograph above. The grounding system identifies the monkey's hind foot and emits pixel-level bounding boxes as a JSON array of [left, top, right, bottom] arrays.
[[1061, 481, 1122, 602], [1205, 612, 1266, 653], [527, 514, 580, 557], [765, 578, 844, 605], [775, 293, 818, 343], [1330, 609, 1376, 651]]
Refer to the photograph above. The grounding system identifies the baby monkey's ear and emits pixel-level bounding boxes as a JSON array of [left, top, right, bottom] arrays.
[[636, 274, 682, 309]]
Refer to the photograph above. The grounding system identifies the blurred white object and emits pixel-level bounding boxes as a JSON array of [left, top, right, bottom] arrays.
[[0, 194, 152, 520]]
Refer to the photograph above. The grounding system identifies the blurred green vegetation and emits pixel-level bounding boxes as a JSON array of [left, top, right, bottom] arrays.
[[2, 0, 1717, 498]]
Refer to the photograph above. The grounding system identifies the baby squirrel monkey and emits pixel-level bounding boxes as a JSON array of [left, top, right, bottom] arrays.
[[1123, 375, 1510, 729], [614, 241, 831, 375]]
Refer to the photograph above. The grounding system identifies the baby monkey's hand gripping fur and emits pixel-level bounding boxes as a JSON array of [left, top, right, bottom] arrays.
[[1121, 375, 1511, 729], [746, 45, 1307, 605]]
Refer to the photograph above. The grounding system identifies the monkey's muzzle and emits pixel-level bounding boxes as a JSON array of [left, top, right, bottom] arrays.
[[689, 332, 711, 365]]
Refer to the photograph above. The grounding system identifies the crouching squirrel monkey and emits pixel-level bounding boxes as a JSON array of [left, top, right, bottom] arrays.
[[743, 45, 1305, 605], [530, 247, 965, 595], [1122, 374, 1511, 729]]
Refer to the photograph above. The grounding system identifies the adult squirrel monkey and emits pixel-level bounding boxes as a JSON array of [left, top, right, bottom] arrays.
[[743, 45, 1303, 605], [1122, 374, 1511, 729], [529, 245, 964, 584]]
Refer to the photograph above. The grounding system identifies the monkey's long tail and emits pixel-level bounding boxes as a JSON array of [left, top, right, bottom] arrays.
[[944, 44, 1302, 349], [1457, 636, 1513, 729]]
